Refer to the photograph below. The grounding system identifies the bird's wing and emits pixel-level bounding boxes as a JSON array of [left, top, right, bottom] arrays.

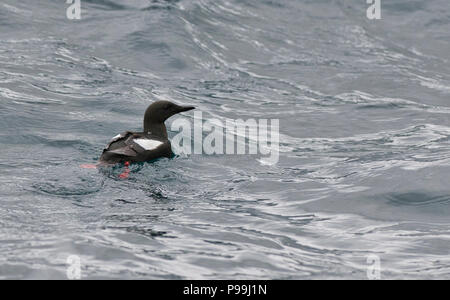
[[131, 138, 164, 152], [107, 146, 137, 157], [104, 131, 133, 151]]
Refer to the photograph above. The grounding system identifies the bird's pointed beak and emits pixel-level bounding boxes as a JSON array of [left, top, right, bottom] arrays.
[[176, 105, 196, 113]]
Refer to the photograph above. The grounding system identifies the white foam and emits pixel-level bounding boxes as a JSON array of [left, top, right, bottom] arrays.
[[134, 139, 163, 151]]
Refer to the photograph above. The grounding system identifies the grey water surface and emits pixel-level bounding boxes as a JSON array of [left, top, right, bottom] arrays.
[[0, 0, 449, 279]]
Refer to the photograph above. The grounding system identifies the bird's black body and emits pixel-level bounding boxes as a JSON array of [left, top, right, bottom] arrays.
[[99, 131, 172, 164], [99, 101, 195, 165]]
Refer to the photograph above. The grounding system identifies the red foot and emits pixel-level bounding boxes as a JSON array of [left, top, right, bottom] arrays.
[[80, 164, 98, 169], [119, 161, 131, 179]]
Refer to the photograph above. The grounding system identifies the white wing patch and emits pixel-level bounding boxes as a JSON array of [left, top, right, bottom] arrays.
[[112, 134, 122, 140], [134, 139, 163, 151]]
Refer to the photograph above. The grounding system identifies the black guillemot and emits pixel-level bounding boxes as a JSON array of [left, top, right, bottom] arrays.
[[99, 101, 195, 165]]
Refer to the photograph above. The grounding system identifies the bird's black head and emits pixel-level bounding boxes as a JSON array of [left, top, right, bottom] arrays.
[[143, 100, 195, 134]]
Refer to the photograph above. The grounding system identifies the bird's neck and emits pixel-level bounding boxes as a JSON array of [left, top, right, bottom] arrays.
[[144, 121, 168, 139]]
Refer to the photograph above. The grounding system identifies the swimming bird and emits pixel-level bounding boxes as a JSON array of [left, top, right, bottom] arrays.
[[99, 101, 195, 165]]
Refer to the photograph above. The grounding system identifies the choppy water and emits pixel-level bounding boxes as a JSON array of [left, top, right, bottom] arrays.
[[1, 0, 449, 279]]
